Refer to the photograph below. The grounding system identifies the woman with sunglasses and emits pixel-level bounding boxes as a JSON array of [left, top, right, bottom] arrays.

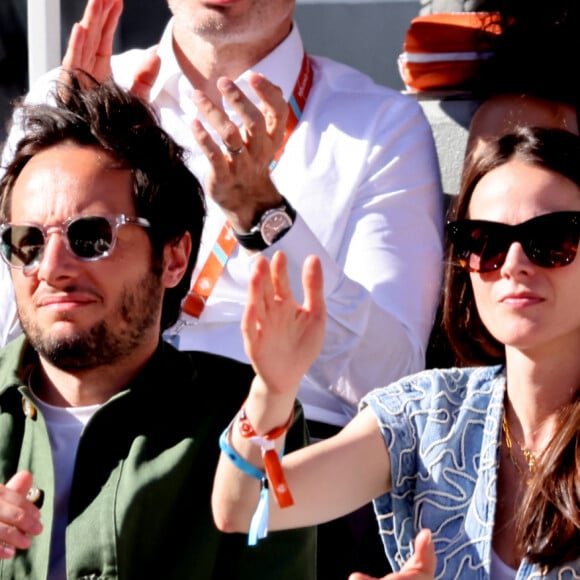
[[212, 125, 580, 580]]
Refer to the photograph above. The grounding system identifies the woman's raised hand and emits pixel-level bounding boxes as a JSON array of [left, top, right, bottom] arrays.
[[242, 251, 326, 397]]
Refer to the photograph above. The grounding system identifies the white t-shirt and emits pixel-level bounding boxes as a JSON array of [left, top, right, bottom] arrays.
[[32, 394, 100, 580], [490, 549, 518, 580]]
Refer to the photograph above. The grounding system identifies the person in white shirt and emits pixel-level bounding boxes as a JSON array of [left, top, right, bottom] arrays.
[[1, 0, 443, 576]]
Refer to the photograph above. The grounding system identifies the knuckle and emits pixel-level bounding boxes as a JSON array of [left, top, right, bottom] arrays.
[[10, 507, 27, 528], [277, 105, 289, 123], [221, 123, 239, 143], [206, 149, 225, 165], [227, 88, 246, 107], [245, 118, 261, 134], [271, 84, 284, 101]]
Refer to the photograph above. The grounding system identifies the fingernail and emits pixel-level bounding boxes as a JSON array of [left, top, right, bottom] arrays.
[[30, 519, 43, 534], [217, 78, 234, 91], [0, 542, 15, 557], [250, 74, 266, 88], [192, 90, 206, 104]]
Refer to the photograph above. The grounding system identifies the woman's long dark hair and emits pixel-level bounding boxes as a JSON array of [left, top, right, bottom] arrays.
[[444, 126, 580, 569]]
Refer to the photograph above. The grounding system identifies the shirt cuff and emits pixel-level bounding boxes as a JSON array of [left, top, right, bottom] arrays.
[[262, 214, 342, 302]]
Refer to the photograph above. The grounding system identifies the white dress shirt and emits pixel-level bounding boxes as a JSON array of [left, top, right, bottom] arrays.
[[1, 21, 443, 426]]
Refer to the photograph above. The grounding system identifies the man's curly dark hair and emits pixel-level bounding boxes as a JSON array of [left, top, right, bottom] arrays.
[[0, 70, 205, 331]]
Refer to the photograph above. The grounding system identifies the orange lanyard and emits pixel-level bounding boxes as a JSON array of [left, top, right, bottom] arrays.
[[181, 53, 314, 319]]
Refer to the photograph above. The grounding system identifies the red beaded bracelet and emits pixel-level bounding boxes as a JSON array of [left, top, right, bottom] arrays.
[[237, 405, 295, 508]]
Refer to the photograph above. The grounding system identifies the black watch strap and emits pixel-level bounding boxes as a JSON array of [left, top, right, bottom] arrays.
[[233, 198, 297, 251]]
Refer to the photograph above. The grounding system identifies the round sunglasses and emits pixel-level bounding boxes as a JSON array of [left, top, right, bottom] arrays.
[[0, 214, 151, 274], [446, 211, 580, 273]]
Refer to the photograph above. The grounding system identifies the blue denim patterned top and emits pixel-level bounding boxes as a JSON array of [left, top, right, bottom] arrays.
[[361, 365, 580, 579]]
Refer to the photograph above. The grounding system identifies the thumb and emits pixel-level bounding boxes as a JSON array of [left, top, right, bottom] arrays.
[[409, 528, 437, 576], [5, 471, 34, 496], [348, 529, 436, 580], [131, 47, 161, 100]]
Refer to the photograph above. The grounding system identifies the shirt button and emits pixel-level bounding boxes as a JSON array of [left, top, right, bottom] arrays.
[[26, 485, 43, 505], [22, 397, 36, 419]]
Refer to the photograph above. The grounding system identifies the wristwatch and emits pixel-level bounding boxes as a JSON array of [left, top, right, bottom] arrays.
[[234, 198, 297, 251]]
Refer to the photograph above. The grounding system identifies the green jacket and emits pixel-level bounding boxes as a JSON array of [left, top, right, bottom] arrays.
[[0, 337, 316, 579]]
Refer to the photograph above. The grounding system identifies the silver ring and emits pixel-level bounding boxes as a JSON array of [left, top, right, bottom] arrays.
[[225, 145, 244, 156]]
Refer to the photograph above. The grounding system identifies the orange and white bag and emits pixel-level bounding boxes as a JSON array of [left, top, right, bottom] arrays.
[[398, 12, 501, 92]]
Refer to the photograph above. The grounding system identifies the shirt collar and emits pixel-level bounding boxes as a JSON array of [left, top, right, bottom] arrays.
[[237, 23, 305, 103], [149, 18, 306, 109], [0, 335, 35, 398], [0, 338, 191, 403], [149, 19, 183, 102]]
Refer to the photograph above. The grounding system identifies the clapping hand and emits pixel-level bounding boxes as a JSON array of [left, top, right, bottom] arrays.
[[349, 530, 436, 580], [190, 74, 289, 234], [60, 0, 160, 98], [0, 471, 43, 559]]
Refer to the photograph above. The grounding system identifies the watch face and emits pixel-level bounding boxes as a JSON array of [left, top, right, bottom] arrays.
[[261, 210, 293, 245]]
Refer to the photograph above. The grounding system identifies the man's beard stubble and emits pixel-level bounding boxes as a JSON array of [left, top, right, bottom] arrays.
[[19, 270, 163, 371]]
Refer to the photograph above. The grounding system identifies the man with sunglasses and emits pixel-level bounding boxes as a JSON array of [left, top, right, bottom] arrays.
[[0, 74, 315, 579]]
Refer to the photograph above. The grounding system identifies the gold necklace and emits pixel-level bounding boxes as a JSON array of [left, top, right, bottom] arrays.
[[502, 415, 537, 476]]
